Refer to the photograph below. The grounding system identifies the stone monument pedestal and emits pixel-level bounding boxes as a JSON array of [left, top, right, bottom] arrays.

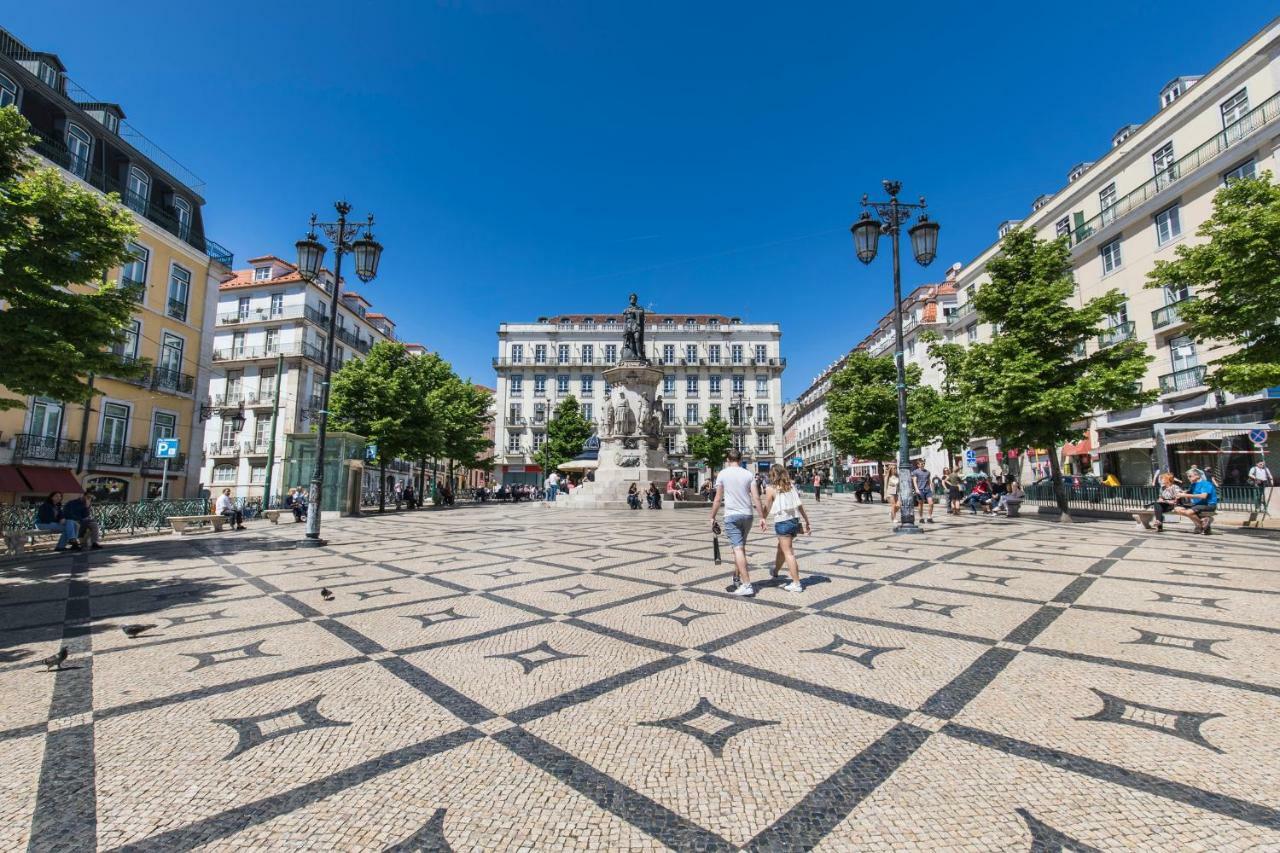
[[558, 361, 669, 510]]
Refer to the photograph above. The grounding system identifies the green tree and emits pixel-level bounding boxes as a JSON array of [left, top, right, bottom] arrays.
[[535, 395, 593, 481], [399, 351, 457, 500], [687, 412, 733, 477], [328, 341, 418, 511], [827, 350, 925, 501], [908, 332, 975, 465], [437, 377, 494, 489], [960, 228, 1154, 519], [0, 106, 146, 410], [1146, 172, 1280, 394]]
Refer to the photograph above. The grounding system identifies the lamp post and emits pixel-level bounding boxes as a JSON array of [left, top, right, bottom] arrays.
[[850, 180, 940, 534], [294, 201, 384, 544]]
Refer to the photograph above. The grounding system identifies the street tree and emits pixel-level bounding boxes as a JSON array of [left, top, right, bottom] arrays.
[[0, 105, 146, 410], [399, 351, 458, 500], [687, 412, 733, 478], [909, 332, 976, 468], [328, 341, 418, 512], [535, 395, 594, 482], [1146, 172, 1280, 394], [827, 350, 925, 500], [961, 228, 1153, 519], [437, 377, 494, 489]]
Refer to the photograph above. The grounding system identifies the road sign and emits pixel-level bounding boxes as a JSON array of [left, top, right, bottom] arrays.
[[964, 449, 978, 467], [791, 457, 803, 468], [1250, 428, 1269, 446], [154, 437, 179, 459], [365, 443, 378, 460]]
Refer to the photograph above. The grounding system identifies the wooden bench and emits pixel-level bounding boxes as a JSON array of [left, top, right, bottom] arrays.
[[169, 515, 226, 535], [3, 528, 62, 557], [263, 509, 283, 524]]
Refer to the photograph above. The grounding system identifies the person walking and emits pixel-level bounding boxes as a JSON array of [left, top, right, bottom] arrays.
[[546, 471, 560, 503], [708, 449, 766, 597], [945, 468, 963, 515], [61, 493, 102, 549], [763, 467, 810, 593], [1248, 458, 1273, 488], [910, 459, 935, 524], [811, 471, 822, 502], [216, 488, 246, 530], [35, 492, 79, 551], [885, 464, 901, 528]]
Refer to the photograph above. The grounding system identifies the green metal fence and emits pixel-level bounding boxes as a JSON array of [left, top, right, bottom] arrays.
[[0, 498, 209, 537], [1023, 483, 1264, 513]]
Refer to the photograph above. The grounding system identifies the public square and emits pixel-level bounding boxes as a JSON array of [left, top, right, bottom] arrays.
[[4, 497, 1280, 851]]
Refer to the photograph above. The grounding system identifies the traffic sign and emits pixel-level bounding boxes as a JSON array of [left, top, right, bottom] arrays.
[[154, 437, 179, 459], [964, 449, 977, 467], [1250, 428, 1269, 446], [791, 457, 803, 468]]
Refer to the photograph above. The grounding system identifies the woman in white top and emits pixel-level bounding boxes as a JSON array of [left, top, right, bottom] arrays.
[[885, 464, 901, 527], [762, 467, 811, 593]]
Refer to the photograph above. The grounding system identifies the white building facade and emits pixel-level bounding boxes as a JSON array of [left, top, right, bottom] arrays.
[[493, 313, 786, 487]]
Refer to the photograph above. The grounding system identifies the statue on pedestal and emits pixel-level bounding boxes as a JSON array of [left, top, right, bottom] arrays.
[[613, 390, 635, 436], [621, 293, 647, 363]]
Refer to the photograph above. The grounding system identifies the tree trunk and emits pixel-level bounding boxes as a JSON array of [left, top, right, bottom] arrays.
[[378, 459, 387, 513], [1046, 446, 1071, 522], [880, 460, 888, 503]]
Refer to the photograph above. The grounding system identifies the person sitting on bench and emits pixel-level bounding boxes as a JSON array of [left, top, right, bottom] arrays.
[[1174, 469, 1218, 535], [216, 488, 246, 530]]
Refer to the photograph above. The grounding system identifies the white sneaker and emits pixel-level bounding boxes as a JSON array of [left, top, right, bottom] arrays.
[[784, 581, 804, 593], [732, 583, 755, 596]]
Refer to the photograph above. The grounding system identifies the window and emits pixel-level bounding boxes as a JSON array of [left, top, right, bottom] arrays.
[[582, 318, 595, 328], [510, 375, 523, 394], [580, 375, 593, 394], [213, 464, 236, 483], [238, 296, 251, 319], [581, 344, 593, 363], [665, 435, 675, 453], [1223, 159, 1256, 185], [756, 403, 769, 422], [686, 376, 699, 395], [126, 166, 151, 214], [265, 327, 280, 352], [731, 375, 745, 393], [150, 412, 177, 457], [1098, 183, 1117, 225], [605, 318, 617, 328], [1164, 282, 1190, 304], [510, 344, 524, 363], [685, 344, 698, 362], [662, 345, 675, 364], [731, 345, 743, 364], [1152, 142, 1177, 188], [756, 375, 768, 397], [64, 123, 91, 178], [686, 403, 699, 424], [250, 465, 267, 484], [29, 398, 63, 445], [507, 432, 521, 452], [259, 368, 277, 398], [663, 318, 674, 327], [557, 344, 570, 363], [254, 266, 271, 281], [556, 375, 569, 394], [0, 72, 17, 108], [167, 264, 191, 321], [100, 402, 130, 451], [173, 196, 192, 239], [1154, 205, 1181, 246], [532, 432, 545, 450], [604, 344, 617, 363], [533, 375, 546, 396], [38, 62, 59, 88], [1100, 238, 1122, 274], [157, 333, 184, 389], [685, 318, 696, 327], [270, 293, 284, 316], [663, 403, 675, 424], [114, 319, 141, 361], [103, 112, 118, 134], [1220, 88, 1249, 128], [663, 375, 675, 395], [1169, 334, 1199, 371], [966, 323, 978, 342], [509, 402, 522, 422], [1055, 217, 1071, 240], [534, 403, 546, 422], [121, 242, 148, 292], [534, 344, 547, 364], [335, 345, 345, 366], [709, 403, 721, 419], [755, 345, 768, 362], [581, 403, 593, 421], [709, 375, 722, 394]]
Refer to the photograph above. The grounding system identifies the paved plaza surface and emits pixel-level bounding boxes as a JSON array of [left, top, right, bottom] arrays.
[[3, 497, 1280, 851]]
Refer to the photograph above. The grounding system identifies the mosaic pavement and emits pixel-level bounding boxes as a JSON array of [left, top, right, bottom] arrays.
[[3, 496, 1280, 851]]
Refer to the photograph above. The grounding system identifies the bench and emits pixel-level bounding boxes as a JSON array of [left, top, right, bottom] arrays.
[[263, 509, 283, 524], [169, 515, 226, 535], [3, 528, 62, 557]]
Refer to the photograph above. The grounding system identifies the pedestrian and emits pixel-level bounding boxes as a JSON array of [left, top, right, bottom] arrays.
[[403, 482, 416, 509], [1248, 459, 1273, 488], [35, 492, 79, 551], [910, 459, 935, 524], [62, 493, 102, 549], [762, 467, 809, 593], [812, 471, 822, 502], [945, 468, 963, 515], [885, 464, 901, 527], [290, 487, 308, 522], [216, 488, 246, 530], [708, 449, 766, 596], [546, 471, 560, 502], [1174, 468, 1218, 534]]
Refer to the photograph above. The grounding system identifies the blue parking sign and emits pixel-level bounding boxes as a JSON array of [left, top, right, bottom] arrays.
[[964, 449, 977, 467], [155, 437, 179, 459]]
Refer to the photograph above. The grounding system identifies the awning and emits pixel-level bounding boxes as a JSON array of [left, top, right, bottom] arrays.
[[0, 464, 29, 492], [1061, 438, 1092, 456], [1166, 426, 1259, 445], [15, 466, 82, 494], [558, 459, 599, 471], [1097, 437, 1156, 454]]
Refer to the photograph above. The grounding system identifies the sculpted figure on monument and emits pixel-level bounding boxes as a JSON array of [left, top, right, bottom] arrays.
[[636, 393, 652, 436], [603, 392, 616, 438], [621, 293, 647, 362], [646, 394, 663, 440], [613, 390, 636, 436]]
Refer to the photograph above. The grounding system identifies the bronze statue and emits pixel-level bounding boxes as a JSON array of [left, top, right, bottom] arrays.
[[621, 293, 646, 362]]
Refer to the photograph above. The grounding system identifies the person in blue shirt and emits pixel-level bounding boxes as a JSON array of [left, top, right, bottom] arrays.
[[1174, 469, 1218, 535]]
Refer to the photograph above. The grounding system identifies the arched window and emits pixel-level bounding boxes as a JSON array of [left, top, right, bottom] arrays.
[[126, 166, 150, 214], [0, 72, 18, 108], [172, 196, 191, 238], [65, 123, 91, 178]]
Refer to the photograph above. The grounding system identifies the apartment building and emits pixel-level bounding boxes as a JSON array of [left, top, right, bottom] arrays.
[[949, 17, 1280, 484], [0, 27, 232, 503], [198, 256, 408, 504], [493, 313, 786, 486]]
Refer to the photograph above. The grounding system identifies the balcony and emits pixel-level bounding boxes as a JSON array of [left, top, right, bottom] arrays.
[[89, 442, 144, 468], [1097, 321, 1136, 349], [101, 354, 151, 388], [119, 277, 146, 301], [140, 452, 186, 472], [12, 433, 80, 465], [1159, 365, 1207, 395], [754, 418, 774, 428], [207, 442, 239, 458], [508, 416, 528, 426], [211, 342, 326, 367], [1152, 296, 1195, 332], [167, 298, 188, 322], [150, 367, 195, 395], [242, 441, 271, 456], [334, 326, 371, 353]]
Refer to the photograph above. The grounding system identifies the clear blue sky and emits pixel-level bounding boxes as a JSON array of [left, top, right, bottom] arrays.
[[8, 3, 1277, 397]]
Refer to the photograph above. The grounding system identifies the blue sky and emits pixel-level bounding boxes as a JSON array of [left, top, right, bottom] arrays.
[[8, 2, 1277, 397]]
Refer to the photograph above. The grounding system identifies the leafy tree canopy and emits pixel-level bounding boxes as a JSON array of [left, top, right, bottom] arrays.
[[827, 350, 924, 464], [535, 395, 593, 478], [328, 341, 419, 467], [687, 412, 733, 475]]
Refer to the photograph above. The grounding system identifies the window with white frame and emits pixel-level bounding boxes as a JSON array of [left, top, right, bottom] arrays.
[[731, 344, 743, 364], [708, 344, 720, 364], [173, 196, 192, 238], [250, 465, 267, 484], [103, 112, 118, 134], [507, 432, 521, 452], [580, 375, 592, 394], [686, 403, 699, 424], [709, 375, 721, 395], [510, 344, 524, 363], [64, 123, 91, 178], [755, 375, 767, 397], [686, 375, 698, 395], [533, 375, 546, 396], [581, 344, 594, 363], [663, 375, 675, 395], [122, 242, 148, 290], [581, 402, 592, 421], [756, 403, 769, 422], [1055, 217, 1071, 239], [0, 72, 18, 108], [604, 344, 617, 363], [213, 464, 236, 483], [1223, 159, 1256, 185], [1164, 282, 1190, 304], [510, 375, 523, 394], [126, 166, 150, 214], [685, 344, 698, 362], [966, 323, 978, 342], [1154, 205, 1181, 246], [662, 345, 675, 364], [1220, 88, 1249, 128], [1098, 183, 1117, 225], [557, 344, 570, 363], [754, 345, 767, 362], [237, 296, 251, 319], [38, 62, 59, 88], [1152, 142, 1176, 185], [534, 344, 546, 363], [114, 319, 140, 360], [254, 266, 271, 281], [663, 403, 675, 424], [532, 432, 545, 450], [270, 293, 284, 316], [556, 375, 569, 394], [731, 375, 744, 393], [1100, 238, 1122, 274]]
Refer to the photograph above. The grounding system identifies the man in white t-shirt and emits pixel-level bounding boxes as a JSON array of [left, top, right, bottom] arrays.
[[1248, 459, 1273, 487], [546, 472, 560, 502], [708, 449, 766, 596]]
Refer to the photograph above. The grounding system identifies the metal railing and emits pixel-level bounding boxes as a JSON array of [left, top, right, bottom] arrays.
[[167, 298, 188, 322], [334, 325, 371, 353], [1024, 482, 1263, 513], [1069, 90, 1280, 248], [212, 341, 326, 366], [0, 498, 210, 538], [1159, 365, 1207, 394], [140, 452, 186, 472], [242, 442, 270, 456], [151, 367, 195, 394], [1152, 296, 1195, 331], [89, 442, 144, 468], [119, 277, 146, 300], [12, 433, 81, 464], [1097, 321, 1136, 349], [207, 442, 239, 457]]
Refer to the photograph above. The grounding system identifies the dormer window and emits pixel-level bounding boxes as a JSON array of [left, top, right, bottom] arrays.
[[126, 166, 150, 214], [1162, 85, 1181, 107], [254, 266, 271, 281], [0, 73, 17, 108], [38, 62, 58, 89], [173, 196, 191, 239], [64, 123, 91, 179], [663, 318, 674, 327], [103, 112, 119, 134], [685, 318, 696, 327]]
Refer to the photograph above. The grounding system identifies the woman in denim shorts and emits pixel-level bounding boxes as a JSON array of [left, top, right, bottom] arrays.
[[762, 467, 811, 593]]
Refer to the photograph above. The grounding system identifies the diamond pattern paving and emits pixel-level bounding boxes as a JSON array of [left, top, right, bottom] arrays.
[[2, 495, 1280, 850]]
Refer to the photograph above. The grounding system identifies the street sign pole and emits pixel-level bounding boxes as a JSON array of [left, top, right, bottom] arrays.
[[161, 457, 169, 500]]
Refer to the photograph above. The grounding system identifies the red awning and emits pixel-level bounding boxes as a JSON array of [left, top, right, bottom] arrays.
[[1061, 439, 1092, 456], [0, 464, 29, 493], [15, 466, 82, 495]]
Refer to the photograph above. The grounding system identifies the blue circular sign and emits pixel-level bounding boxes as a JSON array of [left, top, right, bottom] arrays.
[[1249, 428, 1269, 445]]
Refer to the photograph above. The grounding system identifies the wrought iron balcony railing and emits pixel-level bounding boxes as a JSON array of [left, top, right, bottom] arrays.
[[13, 433, 81, 464], [140, 452, 186, 472], [167, 298, 188, 322], [1097, 321, 1136, 349], [150, 367, 195, 394], [1158, 365, 1207, 394], [207, 442, 239, 457], [89, 442, 144, 468], [1152, 296, 1195, 331]]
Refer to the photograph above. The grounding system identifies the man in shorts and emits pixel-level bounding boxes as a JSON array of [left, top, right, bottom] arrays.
[[709, 449, 766, 596], [911, 459, 935, 523]]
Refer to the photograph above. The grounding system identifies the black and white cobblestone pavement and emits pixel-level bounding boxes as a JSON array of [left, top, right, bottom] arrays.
[[4, 495, 1280, 851]]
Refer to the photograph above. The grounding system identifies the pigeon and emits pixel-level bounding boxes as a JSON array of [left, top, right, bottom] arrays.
[[320, 587, 335, 601], [40, 647, 68, 671], [121, 624, 155, 639]]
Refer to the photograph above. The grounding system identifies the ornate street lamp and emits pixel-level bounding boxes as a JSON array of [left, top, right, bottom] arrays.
[[295, 202, 384, 545], [850, 180, 940, 534]]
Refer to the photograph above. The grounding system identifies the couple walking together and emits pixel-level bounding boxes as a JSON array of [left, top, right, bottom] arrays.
[[708, 449, 812, 597]]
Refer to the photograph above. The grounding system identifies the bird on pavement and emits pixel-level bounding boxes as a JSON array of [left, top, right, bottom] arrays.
[[321, 587, 335, 601], [40, 648, 68, 671], [121, 624, 155, 639]]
